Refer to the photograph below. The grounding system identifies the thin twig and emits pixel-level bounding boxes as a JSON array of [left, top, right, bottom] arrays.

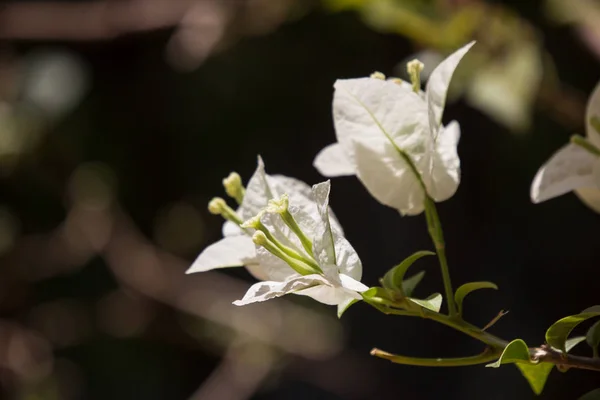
[[533, 345, 600, 373]]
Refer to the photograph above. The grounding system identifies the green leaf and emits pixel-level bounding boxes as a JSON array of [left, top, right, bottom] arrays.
[[580, 389, 600, 400], [515, 362, 554, 395], [407, 293, 442, 312], [381, 251, 435, 295], [401, 271, 425, 297], [361, 287, 396, 307], [512, 335, 586, 395], [566, 336, 587, 352], [486, 339, 530, 368], [454, 281, 498, 315], [586, 320, 600, 357], [337, 298, 359, 318], [546, 307, 600, 352]]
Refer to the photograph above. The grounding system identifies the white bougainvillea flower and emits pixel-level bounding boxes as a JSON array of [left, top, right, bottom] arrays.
[[186, 157, 343, 280], [314, 41, 475, 215], [233, 181, 368, 316], [531, 81, 600, 212]]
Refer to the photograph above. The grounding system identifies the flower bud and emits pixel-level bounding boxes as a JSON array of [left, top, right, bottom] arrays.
[[266, 194, 289, 214], [241, 211, 265, 229], [407, 59, 424, 94], [222, 172, 245, 204], [208, 197, 227, 215], [252, 231, 268, 246]]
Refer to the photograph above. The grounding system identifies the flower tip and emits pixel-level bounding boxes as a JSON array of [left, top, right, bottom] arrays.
[[370, 71, 386, 80], [266, 194, 289, 214], [208, 197, 227, 215], [252, 231, 268, 246], [222, 172, 245, 204], [223, 171, 242, 190], [406, 59, 424, 74], [241, 210, 265, 229]]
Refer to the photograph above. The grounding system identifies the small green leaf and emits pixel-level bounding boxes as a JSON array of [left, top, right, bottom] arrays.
[[361, 287, 396, 307], [516, 362, 553, 395], [486, 339, 530, 368], [407, 293, 443, 312], [579, 389, 600, 400], [513, 336, 586, 395], [586, 320, 600, 357], [546, 307, 600, 352], [454, 281, 498, 315], [381, 251, 435, 295], [337, 298, 359, 318], [401, 271, 425, 297], [566, 336, 587, 352]]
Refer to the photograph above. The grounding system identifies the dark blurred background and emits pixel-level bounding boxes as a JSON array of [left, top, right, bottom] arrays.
[[1, 0, 600, 399]]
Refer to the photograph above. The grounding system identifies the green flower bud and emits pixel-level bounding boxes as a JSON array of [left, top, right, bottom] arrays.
[[207, 197, 243, 225], [222, 172, 245, 205]]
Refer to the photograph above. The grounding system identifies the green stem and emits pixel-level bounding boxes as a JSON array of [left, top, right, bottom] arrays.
[[367, 299, 600, 372], [421, 308, 508, 349], [370, 347, 500, 367], [424, 196, 457, 316]]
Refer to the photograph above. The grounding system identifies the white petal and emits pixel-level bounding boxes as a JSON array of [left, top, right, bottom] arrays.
[[531, 143, 597, 203], [311, 181, 337, 266], [585, 81, 600, 148], [241, 156, 273, 220], [575, 188, 600, 213], [271, 173, 345, 236], [222, 220, 242, 237], [269, 174, 313, 203], [253, 243, 299, 281], [313, 143, 356, 177], [333, 237, 363, 281], [294, 283, 361, 306], [232, 274, 324, 306], [186, 235, 256, 274], [241, 157, 315, 223], [574, 159, 600, 213], [426, 41, 475, 138], [352, 139, 425, 215], [423, 120, 461, 201], [333, 77, 428, 158], [339, 273, 369, 292], [244, 263, 271, 281]]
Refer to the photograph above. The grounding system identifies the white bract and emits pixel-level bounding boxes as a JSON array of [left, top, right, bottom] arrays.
[[186, 157, 341, 280], [233, 180, 368, 316], [314, 42, 475, 215], [531, 81, 600, 213]]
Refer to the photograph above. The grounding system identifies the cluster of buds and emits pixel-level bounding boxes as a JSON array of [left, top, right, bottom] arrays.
[[207, 172, 246, 224], [205, 170, 324, 278], [241, 195, 322, 277]]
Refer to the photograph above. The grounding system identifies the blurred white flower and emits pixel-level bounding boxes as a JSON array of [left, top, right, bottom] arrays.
[[531, 82, 600, 212], [233, 181, 367, 316], [22, 50, 88, 118], [314, 42, 474, 215]]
